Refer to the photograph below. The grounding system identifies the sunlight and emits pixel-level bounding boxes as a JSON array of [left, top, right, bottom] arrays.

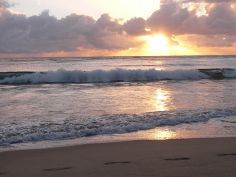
[[135, 34, 198, 56], [145, 34, 170, 55], [152, 129, 176, 140], [154, 88, 171, 111]]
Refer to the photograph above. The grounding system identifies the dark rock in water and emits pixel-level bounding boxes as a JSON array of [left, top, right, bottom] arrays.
[[198, 68, 234, 79]]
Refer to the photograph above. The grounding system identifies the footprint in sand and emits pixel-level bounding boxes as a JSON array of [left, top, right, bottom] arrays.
[[217, 153, 236, 157], [104, 161, 131, 165], [163, 157, 190, 161], [43, 166, 72, 172]]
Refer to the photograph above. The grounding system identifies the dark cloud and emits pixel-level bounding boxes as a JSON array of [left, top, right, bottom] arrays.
[[148, 0, 236, 35], [123, 17, 147, 35], [0, 5, 138, 53], [147, 1, 191, 34]]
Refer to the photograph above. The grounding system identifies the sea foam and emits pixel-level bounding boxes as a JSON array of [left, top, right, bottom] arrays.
[[1, 107, 236, 145]]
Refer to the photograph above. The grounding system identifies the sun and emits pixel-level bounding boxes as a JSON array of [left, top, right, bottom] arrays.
[[130, 33, 197, 56], [144, 34, 170, 55]]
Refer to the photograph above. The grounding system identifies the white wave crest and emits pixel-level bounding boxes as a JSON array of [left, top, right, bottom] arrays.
[[0, 69, 209, 84]]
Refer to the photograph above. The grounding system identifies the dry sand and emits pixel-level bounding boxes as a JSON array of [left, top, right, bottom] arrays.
[[0, 138, 236, 177]]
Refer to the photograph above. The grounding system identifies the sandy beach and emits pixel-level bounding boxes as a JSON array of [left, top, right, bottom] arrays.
[[0, 137, 236, 177], [1, 0, 236, 176]]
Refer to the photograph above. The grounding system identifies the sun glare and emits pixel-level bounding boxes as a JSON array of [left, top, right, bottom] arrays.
[[150, 129, 176, 140], [145, 34, 170, 55], [154, 88, 171, 111], [137, 34, 198, 56]]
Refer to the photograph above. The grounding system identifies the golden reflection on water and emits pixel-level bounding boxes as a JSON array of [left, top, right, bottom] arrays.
[[153, 88, 171, 111], [152, 129, 177, 140]]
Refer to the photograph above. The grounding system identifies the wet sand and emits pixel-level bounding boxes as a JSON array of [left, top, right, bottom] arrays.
[[0, 138, 236, 177]]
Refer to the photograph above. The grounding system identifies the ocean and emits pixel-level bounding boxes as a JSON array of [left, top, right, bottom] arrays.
[[0, 56, 236, 150]]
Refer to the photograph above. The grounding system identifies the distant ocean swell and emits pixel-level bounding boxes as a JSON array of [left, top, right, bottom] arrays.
[[1, 107, 236, 145], [0, 68, 236, 84]]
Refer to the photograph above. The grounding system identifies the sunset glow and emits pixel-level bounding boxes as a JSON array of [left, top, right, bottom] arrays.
[[1, 0, 236, 57], [1, 1, 236, 176]]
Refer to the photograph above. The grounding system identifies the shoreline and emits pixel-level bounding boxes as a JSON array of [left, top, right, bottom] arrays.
[[1, 116, 235, 153], [1, 137, 236, 177]]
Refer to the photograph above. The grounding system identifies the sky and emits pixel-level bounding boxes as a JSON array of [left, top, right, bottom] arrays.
[[10, 0, 159, 20], [1, 0, 236, 57]]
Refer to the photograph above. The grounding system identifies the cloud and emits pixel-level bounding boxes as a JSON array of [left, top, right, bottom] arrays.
[[147, 1, 191, 34], [1, 0, 236, 54], [0, 0, 9, 8], [0, 5, 139, 54], [148, 0, 236, 35], [123, 17, 147, 35], [182, 0, 236, 3], [179, 34, 236, 47], [147, 0, 236, 47]]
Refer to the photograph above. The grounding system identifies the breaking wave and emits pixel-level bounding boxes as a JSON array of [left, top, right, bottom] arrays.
[[0, 69, 236, 84], [1, 107, 236, 145], [0, 68, 235, 85]]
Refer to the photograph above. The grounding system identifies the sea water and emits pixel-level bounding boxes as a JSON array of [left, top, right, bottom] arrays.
[[0, 56, 236, 150]]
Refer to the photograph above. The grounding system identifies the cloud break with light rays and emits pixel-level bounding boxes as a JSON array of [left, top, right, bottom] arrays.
[[1, 0, 236, 57]]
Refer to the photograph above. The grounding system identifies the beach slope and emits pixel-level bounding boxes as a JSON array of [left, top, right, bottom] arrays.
[[0, 138, 236, 177]]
